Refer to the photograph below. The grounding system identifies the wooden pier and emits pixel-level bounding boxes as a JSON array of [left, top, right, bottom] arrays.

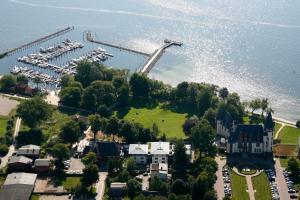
[[86, 32, 151, 57], [0, 26, 74, 58], [139, 40, 182, 74]]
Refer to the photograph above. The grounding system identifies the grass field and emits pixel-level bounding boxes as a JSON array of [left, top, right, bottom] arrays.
[[62, 176, 81, 191], [0, 116, 8, 137], [252, 172, 272, 200], [274, 123, 281, 135], [121, 106, 187, 138], [280, 126, 300, 144], [230, 169, 249, 200], [40, 109, 72, 139], [273, 144, 297, 157]]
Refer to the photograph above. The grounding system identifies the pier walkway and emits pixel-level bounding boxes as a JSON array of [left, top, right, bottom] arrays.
[[139, 39, 182, 74], [86, 32, 150, 57], [1, 26, 74, 57]]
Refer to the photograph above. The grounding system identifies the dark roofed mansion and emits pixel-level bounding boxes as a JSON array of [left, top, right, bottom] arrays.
[[217, 112, 274, 155]]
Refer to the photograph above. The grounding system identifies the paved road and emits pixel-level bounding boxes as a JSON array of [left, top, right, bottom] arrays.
[[275, 158, 290, 200], [142, 175, 149, 191], [246, 175, 255, 200], [214, 156, 226, 200], [95, 172, 108, 200], [0, 118, 21, 170]]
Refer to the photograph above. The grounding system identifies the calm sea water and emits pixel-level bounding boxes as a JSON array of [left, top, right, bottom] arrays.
[[0, 0, 300, 122]]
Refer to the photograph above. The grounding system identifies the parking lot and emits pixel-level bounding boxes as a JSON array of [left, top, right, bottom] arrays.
[[64, 158, 85, 174], [0, 95, 19, 116], [222, 166, 232, 197], [265, 169, 280, 200]]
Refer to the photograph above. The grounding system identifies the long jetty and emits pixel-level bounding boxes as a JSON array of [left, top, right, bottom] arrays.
[[139, 39, 182, 74], [1, 26, 74, 57], [86, 32, 151, 57]]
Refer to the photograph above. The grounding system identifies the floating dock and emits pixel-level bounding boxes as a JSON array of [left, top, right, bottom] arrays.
[[1, 26, 74, 58], [86, 31, 151, 57], [138, 40, 182, 74]]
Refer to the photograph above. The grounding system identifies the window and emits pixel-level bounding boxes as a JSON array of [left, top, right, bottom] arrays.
[[256, 143, 260, 147], [155, 161, 158, 163], [155, 157, 158, 160], [162, 161, 165, 163], [162, 157, 165, 160], [140, 157, 144, 160]]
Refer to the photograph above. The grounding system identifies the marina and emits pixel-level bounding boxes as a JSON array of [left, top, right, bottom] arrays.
[[1, 26, 74, 57]]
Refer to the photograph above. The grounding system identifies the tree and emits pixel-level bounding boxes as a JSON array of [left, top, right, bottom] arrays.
[[126, 157, 137, 175], [97, 105, 111, 118], [152, 123, 159, 137], [60, 74, 74, 88], [261, 98, 269, 116], [203, 108, 217, 127], [82, 164, 99, 190], [118, 84, 130, 106], [0, 144, 9, 156], [183, 115, 199, 136], [16, 128, 44, 147], [120, 122, 138, 143], [118, 169, 130, 182], [60, 120, 81, 144], [200, 157, 218, 176], [219, 87, 229, 99], [51, 143, 70, 161], [223, 196, 231, 200], [191, 119, 216, 156], [105, 117, 119, 140], [89, 114, 102, 140], [288, 158, 299, 181], [82, 152, 97, 166], [198, 88, 213, 116], [170, 179, 188, 195], [192, 172, 215, 200], [59, 87, 82, 107], [0, 75, 16, 92], [75, 61, 103, 87], [173, 140, 189, 168], [127, 179, 141, 199], [249, 99, 261, 114], [203, 190, 217, 200], [33, 76, 42, 89], [149, 176, 168, 192], [129, 73, 150, 99], [297, 121, 300, 128], [50, 143, 70, 173], [16, 75, 29, 85], [16, 97, 52, 128], [107, 158, 122, 175]]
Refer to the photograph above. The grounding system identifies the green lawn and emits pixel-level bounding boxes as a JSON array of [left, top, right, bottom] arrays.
[[0, 116, 8, 137], [121, 106, 187, 138], [280, 157, 289, 168], [230, 169, 249, 200], [62, 176, 81, 191], [274, 122, 281, 134], [30, 194, 39, 200], [280, 126, 300, 144], [252, 173, 272, 200], [40, 109, 72, 138], [0, 174, 7, 188]]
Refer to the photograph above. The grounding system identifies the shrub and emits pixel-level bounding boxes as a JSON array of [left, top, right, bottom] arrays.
[[296, 121, 300, 128], [0, 144, 9, 156]]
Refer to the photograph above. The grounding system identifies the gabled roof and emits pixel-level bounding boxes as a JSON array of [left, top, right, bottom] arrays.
[[150, 142, 170, 155], [17, 145, 40, 156], [128, 144, 148, 155], [0, 173, 37, 200], [34, 159, 51, 167], [229, 124, 264, 143], [95, 141, 120, 157], [8, 156, 32, 165]]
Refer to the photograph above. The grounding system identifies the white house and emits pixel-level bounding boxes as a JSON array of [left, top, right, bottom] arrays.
[[150, 142, 170, 164], [128, 144, 149, 164]]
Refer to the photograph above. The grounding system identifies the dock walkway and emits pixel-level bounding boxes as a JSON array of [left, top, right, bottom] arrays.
[[86, 32, 150, 57], [139, 39, 182, 74], [1, 26, 74, 57]]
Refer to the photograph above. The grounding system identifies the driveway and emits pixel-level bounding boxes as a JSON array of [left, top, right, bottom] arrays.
[[0, 118, 21, 170], [275, 158, 290, 200], [95, 172, 108, 200], [214, 156, 226, 200]]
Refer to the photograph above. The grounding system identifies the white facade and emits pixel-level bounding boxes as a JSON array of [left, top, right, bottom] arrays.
[[150, 142, 170, 164], [217, 120, 230, 138], [128, 144, 148, 165]]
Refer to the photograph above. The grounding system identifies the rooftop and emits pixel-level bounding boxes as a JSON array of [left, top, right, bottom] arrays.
[[8, 156, 32, 165], [34, 159, 51, 167], [128, 144, 148, 155], [150, 142, 170, 155]]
